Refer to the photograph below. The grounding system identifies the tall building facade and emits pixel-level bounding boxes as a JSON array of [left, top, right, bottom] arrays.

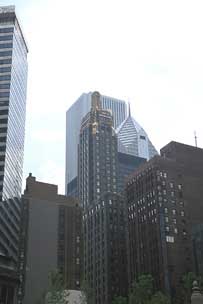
[[126, 141, 203, 302], [83, 193, 128, 304], [0, 6, 28, 202], [79, 92, 128, 304], [0, 6, 28, 304], [78, 92, 118, 209], [116, 110, 157, 160], [66, 91, 127, 195], [18, 175, 82, 304], [117, 152, 146, 193]]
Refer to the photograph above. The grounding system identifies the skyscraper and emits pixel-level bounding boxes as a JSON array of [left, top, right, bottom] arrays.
[[66, 92, 127, 195], [0, 5, 28, 303], [78, 92, 118, 209], [0, 6, 28, 202], [79, 92, 128, 304], [116, 109, 158, 160]]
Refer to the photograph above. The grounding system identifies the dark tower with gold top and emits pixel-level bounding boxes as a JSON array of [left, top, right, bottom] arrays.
[[79, 91, 118, 210], [78, 92, 128, 304]]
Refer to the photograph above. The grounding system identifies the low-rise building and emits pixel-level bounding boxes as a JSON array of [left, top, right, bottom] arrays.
[[18, 174, 82, 304]]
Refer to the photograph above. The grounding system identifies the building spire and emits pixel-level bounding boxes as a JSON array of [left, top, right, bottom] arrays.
[[128, 102, 131, 117], [91, 91, 101, 111]]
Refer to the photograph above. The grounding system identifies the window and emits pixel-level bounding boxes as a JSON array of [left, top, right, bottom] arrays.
[[166, 236, 174, 243], [165, 226, 169, 232], [172, 209, 176, 215], [165, 217, 169, 223], [0, 35, 13, 41], [183, 230, 187, 236], [0, 43, 13, 49], [178, 184, 182, 190], [164, 208, 168, 214], [0, 75, 11, 81], [0, 50, 12, 57], [0, 92, 9, 98], [0, 28, 13, 33], [174, 228, 178, 234], [181, 211, 185, 217], [170, 182, 174, 188]]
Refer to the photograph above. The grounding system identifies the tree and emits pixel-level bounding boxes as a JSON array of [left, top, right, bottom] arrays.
[[182, 272, 196, 304], [45, 269, 69, 304], [129, 274, 154, 304], [112, 295, 128, 304], [150, 291, 170, 304]]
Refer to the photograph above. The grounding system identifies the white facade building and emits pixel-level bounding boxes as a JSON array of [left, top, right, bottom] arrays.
[[116, 110, 158, 160]]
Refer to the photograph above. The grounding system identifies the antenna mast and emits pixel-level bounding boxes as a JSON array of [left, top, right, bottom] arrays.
[[194, 131, 198, 148]]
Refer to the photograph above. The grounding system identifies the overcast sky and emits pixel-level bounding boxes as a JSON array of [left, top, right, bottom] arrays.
[[3, 0, 203, 193]]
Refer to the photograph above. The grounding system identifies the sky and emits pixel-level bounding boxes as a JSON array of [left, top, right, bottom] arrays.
[[2, 0, 203, 194]]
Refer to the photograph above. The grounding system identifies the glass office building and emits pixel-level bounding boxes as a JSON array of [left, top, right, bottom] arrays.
[[116, 111, 158, 160], [0, 6, 28, 261]]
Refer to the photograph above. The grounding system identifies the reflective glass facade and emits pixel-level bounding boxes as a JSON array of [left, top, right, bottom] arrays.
[[116, 113, 158, 160], [0, 6, 28, 262]]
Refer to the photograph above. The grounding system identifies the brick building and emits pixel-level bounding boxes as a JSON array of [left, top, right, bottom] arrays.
[[126, 142, 203, 302]]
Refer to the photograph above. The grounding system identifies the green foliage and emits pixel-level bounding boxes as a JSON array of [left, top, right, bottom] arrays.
[[129, 274, 154, 304], [182, 272, 196, 292], [45, 269, 69, 304], [182, 272, 196, 304], [112, 295, 128, 304], [150, 292, 170, 304]]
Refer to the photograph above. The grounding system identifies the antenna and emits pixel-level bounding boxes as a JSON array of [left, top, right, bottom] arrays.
[[194, 131, 198, 148], [127, 99, 131, 117]]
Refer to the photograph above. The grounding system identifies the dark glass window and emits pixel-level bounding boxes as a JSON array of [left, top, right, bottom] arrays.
[[0, 118, 7, 124], [140, 135, 146, 140], [0, 75, 11, 81], [0, 127, 7, 133], [0, 28, 13, 33], [0, 43, 13, 49], [0, 92, 9, 97], [0, 67, 11, 73], [0, 83, 10, 89], [0, 146, 6, 152], [0, 109, 8, 115], [0, 50, 12, 57], [0, 35, 13, 41], [0, 155, 5, 161], [0, 59, 12, 65]]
